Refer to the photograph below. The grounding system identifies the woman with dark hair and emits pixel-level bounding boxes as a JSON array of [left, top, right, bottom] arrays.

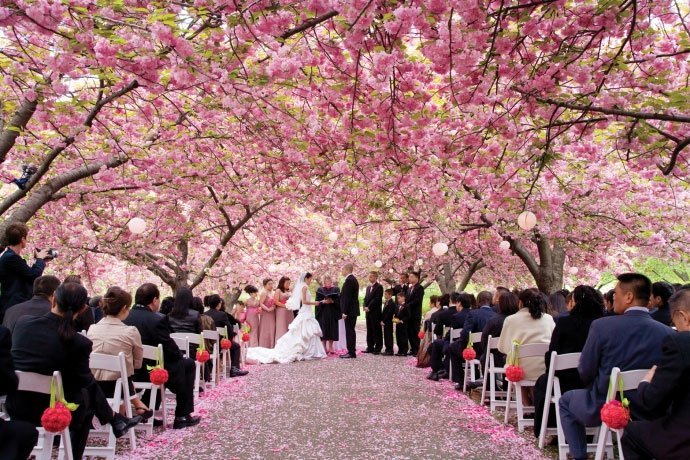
[[160, 296, 175, 315], [258, 279, 276, 348], [274, 276, 294, 340], [533, 285, 604, 438], [603, 289, 615, 316], [88, 286, 153, 419], [244, 285, 261, 347], [498, 288, 555, 381], [650, 281, 674, 326], [480, 291, 520, 369], [548, 292, 568, 317], [315, 275, 340, 354], [169, 287, 201, 334]]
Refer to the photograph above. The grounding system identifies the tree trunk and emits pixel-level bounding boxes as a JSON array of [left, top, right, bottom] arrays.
[[508, 234, 565, 294], [223, 287, 242, 310], [432, 258, 485, 294]]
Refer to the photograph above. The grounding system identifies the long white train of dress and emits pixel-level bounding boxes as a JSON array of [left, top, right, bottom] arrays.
[[246, 298, 327, 364]]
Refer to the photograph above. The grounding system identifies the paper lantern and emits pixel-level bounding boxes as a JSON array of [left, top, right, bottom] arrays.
[[499, 240, 511, 251], [388, 268, 395, 274], [569, 267, 579, 275], [350, 247, 359, 255], [517, 211, 537, 231], [416, 258, 424, 266], [127, 217, 146, 234], [432, 242, 449, 256], [328, 231, 338, 241], [374, 260, 383, 268]]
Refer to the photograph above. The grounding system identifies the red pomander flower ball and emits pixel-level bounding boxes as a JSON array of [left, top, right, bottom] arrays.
[[196, 350, 210, 363], [505, 364, 525, 382], [41, 402, 72, 433], [417, 330, 425, 340], [220, 338, 231, 350], [149, 367, 169, 385], [462, 347, 477, 361], [241, 332, 250, 342], [600, 400, 630, 429]]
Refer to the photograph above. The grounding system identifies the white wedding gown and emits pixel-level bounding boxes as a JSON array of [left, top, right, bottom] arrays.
[[246, 292, 327, 364]]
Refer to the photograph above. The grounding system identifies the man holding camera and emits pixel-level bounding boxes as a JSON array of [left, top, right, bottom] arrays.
[[0, 223, 52, 323]]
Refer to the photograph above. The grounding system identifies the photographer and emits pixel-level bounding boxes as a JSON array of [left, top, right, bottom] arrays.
[[0, 222, 51, 322]]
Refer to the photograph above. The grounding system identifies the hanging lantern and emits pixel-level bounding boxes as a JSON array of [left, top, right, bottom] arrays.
[[374, 260, 383, 268], [127, 217, 146, 234], [499, 240, 511, 251], [569, 267, 579, 275], [416, 258, 424, 267], [350, 247, 359, 256], [432, 242, 449, 257], [517, 211, 537, 231], [388, 268, 395, 274], [328, 231, 338, 242]]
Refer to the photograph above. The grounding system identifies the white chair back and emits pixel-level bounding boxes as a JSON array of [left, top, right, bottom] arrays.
[[504, 342, 550, 431], [480, 336, 507, 411], [449, 328, 462, 342], [462, 331, 485, 392], [538, 352, 581, 454], [202, 329, 220, 387]]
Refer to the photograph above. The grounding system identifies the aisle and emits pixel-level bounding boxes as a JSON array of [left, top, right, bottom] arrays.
[[122, 338, 551, 460]]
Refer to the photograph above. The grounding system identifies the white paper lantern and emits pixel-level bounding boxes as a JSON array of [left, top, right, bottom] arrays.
[[517, 211, 537, 231], [328, 231, 338, 242], [416, 258, 424, 267], [432, 242, 449, 256], [374, 260, 383, 268], [127, 217, 146, 234], [569, 267, 579, 275], [224, 266, 232, 274], [388, 268, 395, 274], [499, 240, 511, 251], [350, 247, 359, 256]]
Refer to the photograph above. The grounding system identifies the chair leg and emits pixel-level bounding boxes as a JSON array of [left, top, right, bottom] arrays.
[[480, 369, 488, 406], [490, 371, 496, 412], [515, 383, 524, 432], [61, 429, 73, 460], [594, 424, 609, 460], [462, 361, 469, 392], [504, 381, 512, 424]]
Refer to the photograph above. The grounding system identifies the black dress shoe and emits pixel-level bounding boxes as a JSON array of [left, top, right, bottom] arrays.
[[427, 371, 439, 381], [339, 353, 356, 359], [362, 349, 372, 353], [230, 367, 249, 377], [153, 418, 164, 427], [111, 413, 142, 438], [135, 408, 154, 421], [382, 351, 394, 356], [437, 370, 449, 379], [372, 351, 381, 355], [454, 383, 464, 391], [395, 352, 407, 356], [173, 415, 201, 429], [468, 381, 483, 390]]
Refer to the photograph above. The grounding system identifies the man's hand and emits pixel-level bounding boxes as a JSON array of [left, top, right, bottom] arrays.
[[364, 307, 369, 313], [643, 365, 657, 383], [36, 249, 51, 260]]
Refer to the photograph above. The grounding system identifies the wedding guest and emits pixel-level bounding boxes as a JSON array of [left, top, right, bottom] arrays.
[[89, 294, 104, 323], [533, 285, 603, 439], [424, 295, 441, 323], [203, 294, 247, 377], [8, 282, 142, 458], [492, 286, 510, 311], [232, 299, 246, 323], [315, 275, 340, 354], [363, 271, 383, 354], [405, 271, 425, 355], [2, 274, 60, 334], [392, 272, 409, 297], [87, 286, 153, 419], [394, 292, 410, 356], [649, 281, 674, 326], [480, 291, 519, 370], [548, 292, 568, 317], [194, 296, 216, 381], [160, 296, 174, 315], [603, 289, 615, 316], [244, 285, 261, 347], [429, 292, 460, 338], [274, 277, 293, 340], [258, 279, 276, 348], [169, 287, 201, 334], [381, 288, 396, 355]]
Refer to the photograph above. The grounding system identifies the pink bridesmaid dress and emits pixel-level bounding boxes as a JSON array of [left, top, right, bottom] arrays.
[[245, 298, 261, 347], [258, 294, 276, 348], [275, 291, 293, 340]]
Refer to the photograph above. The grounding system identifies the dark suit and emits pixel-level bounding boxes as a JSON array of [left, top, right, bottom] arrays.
[[448, 306, 497, 383], [392, 284, 409, 298], [2, 295, 51, 334], [405, 283, 424, 354], [364, 282, 383, 352], [204, 309, 241, 369], [429, 308, 469, 374], [650, 307, 672, 327], [480, 314, 507, 368], [381, 298, 396, 353], [0, 249, 45, 322], [7, 314, 114, 459], [622, 332, 690, 460], [559, 309, 674, 459], [394, 303, 410, 355], [340, 274, 359, 356], [123, 304, 196, 417], [430, 305, 457, 337]]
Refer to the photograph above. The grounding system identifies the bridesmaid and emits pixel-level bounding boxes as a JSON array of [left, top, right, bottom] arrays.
[[274, 277, 293, 340], [258, 279, 276, 348], [244, 285, 261, 347]]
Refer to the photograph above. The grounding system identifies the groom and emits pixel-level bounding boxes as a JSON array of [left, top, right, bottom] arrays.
[[339, 263, 359, 359]]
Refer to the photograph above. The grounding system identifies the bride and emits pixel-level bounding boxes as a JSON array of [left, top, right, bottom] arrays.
[[246, 272, 328, 364]]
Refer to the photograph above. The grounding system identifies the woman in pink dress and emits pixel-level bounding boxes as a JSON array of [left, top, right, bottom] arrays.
[[274, 277, 293, 340], [258, 279, 277, 348], [244, 285, 261, 347]]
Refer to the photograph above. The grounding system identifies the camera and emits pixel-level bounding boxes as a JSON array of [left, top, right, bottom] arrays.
[[36, 248, 59, 260]]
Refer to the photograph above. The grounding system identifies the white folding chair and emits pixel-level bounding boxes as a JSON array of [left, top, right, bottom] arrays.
[[217, 327, 230, 379], [447, 328, 462, 382], [132, 344, 164, 434], [0, 395, 7, 420], [202, 329, 220, 387], [171, 336, 189, 358], [14, 370, 73, 460], [594, 367, 649, 460], [170, 333, 203, 400], [480, 336, 508, 411], [504, 342, 550, 431], [462, 331, 484, 392]]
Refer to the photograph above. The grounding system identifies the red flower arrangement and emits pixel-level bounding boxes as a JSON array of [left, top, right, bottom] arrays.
[[462, 335, 477, 361], [600, 377, 631, 429], [41, 377, 78, 433], [241, 332, 250, 342], [417, 330, 425, 340], [196, 334, 210, 363], [505, 341, 524, 382], [147, 348, 169, 385], [220, 338, 231, 350]]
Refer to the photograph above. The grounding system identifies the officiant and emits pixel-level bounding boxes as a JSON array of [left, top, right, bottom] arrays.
[[315, 275, 340, 355]]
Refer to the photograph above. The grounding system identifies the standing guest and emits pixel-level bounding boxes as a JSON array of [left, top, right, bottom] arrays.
[[621, 289, 690, 460], [363, 271, 384, 354], [124, 283, 201, 429], [649, 281, 674, 326], [533, 285, 604, 439], [168, 287, 201, 334], [87, 286, 153, 419], [315, 275, 340, 355], [8, 282, 142, 458], [394, 292, 410, 356], [204, 294, 247, 377], [0, 222, 50, 322], [2, 275, 60, 334], [258, 279, 276, 348], [244, 285, 261, 347], [405, 271, 425, 356], [393, 273, 409, 298], [381, 289, 396, 355], [339, 263, 360, 359], [274, 277, 293, 340], [558, 273, 674, 460]]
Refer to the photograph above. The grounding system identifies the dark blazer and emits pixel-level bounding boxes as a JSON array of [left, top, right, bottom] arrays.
[[394, 303, 410, 323], [460, 306, 497, 347], [0, 249, 45, 316], [392, 284, 409, 298], [574, 309, 674, 421], [650, 308, 672, 327], [340, 274, 360, 317], [450, 308, 469, 330], [205, 308, 231, 329], [0, 325, 17, 396], [480, 314, 507, 367], [381, 298, 396, 324], [2, 295, 51, 334], [123, 305, 183, 373], [430, 306, 457, 337], [624, 332, 690, 460], [545, 312, 599, 391], [405, 283, 424, 318], [364, 282, 383, 317]]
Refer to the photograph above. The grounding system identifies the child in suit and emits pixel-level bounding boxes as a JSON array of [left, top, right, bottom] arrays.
[[381, 289, 396, 355], [394, 292, 409, 356]]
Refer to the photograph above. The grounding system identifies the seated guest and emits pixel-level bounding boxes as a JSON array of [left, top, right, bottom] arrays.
[[622, 289, 690, 460], [89, 295, 104, 323], [427, 293, 471, 381], [548, 292, 568, 317], [7, 282, 141, 458], [394, 292, 410, 356], [480, 291, 519, 373], [124, 283, 201, 429], [203, 294, 247, 377], [87, 286, 153, 419], [429, 292, 460, 339], [649, 281, 674, 326], [559, 273, 674, 460], [603, 289, 615, 316], [168, 287, 201, 334], [194, 296, 216, 382], [533, 285, 604, 439], [2, 275, 60, 334], [424, 295, 441, 323], [491, 286, 510, 312], [0, 324, 38, 460], [62, 275, 95, 332], [160, 296, 174, 315]]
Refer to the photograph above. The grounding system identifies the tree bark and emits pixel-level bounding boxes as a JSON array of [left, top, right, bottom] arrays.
[[432, 258, 485, 294], [507, 234, 565, 294], [0, 98, 38, 165]]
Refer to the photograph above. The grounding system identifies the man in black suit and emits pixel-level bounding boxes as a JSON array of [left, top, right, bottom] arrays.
[[2, 275, 60, 334], [427, 292, 466, 380], [363, 271, 384, 354], [124, 283, 201, 429], [622, 289, 690, 460], [429, 292, 459, 338], [0, 222, 51, 322], [203, 294, 247, 377], [392, 273, 409, 298], [381, 289, 396, 355], [405, 271, 425, 355], [339, 263, 359, 359]]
